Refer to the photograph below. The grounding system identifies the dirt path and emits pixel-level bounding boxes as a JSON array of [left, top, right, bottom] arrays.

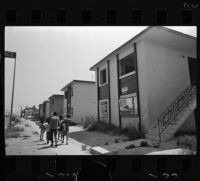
[[5, 118, 91, 155]]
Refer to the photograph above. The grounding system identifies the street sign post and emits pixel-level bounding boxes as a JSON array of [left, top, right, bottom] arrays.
[[5, 51, 17, 127]]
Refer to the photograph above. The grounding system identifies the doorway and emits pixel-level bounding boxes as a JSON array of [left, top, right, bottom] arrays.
[[188, 57, 197, 85]]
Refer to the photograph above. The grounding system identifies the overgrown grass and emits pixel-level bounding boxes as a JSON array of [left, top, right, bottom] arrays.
[[176, 135, 196, 154], [84, 118, 144, 140], [5, 126, 24, 138], [120, 123, 145, 140]]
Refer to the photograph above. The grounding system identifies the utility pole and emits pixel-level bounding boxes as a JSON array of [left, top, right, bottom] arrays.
[[5, 51, 17, 127]]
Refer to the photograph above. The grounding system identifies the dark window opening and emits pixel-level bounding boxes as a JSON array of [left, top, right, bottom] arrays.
[[65, 91, 67, 99], [100, 68, 107, 85], [71, 87, 73, 97], [52, 99, 54, 105], [119, 53, 135, 77]]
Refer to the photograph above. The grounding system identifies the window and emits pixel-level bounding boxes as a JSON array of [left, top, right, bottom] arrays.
[[100, 68, 107, 85], [52, 99, 54, 105], [65, 91, 67, 99], [71, 87, 73, 97], [99, 99, 109, 121], [119, 53, 135, 77], [119, 96, 138, 117]]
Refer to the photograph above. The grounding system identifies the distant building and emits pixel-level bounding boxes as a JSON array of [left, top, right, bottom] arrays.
[[43, 100, 50, 120], [39, 104, 44, 121], [24, 106, 38, 119], [90, 26, 196, 142], [61, 80, 97, 123], [48, 94, 64, 116]]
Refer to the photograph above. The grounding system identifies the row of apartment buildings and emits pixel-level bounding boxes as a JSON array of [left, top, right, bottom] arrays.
[[38, 27, 197, 139]]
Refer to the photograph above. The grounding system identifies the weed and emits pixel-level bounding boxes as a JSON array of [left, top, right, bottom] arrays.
[[5, 126, 24, 138], [120, 123, 144, 140], [125, 144, 136, 149], [176, 135, 196, 154], [105, 142, 109, 145], [114, 138, 120, 143], [82, 144, 87, 151], [140, 141, 148, 147]]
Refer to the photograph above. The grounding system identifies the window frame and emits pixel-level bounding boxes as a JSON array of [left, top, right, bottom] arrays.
[[119, 52, 136, 79], [99, 65, 108, 87]]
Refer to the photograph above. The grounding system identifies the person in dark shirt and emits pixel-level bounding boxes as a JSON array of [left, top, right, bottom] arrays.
[[50, 112, 60, 147]]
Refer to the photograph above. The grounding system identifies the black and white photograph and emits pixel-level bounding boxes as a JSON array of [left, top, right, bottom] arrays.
[[4, 26, 197, 155]]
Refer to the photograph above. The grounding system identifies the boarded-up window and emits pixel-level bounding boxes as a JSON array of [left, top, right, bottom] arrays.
[[119, 96, 138, 117]]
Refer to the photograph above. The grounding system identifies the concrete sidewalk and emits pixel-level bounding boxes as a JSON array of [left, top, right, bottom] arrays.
[[25, 119, 92, 155]]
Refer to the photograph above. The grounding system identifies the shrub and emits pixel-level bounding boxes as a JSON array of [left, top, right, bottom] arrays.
[[125, 144, 136, 149], [87, 120, 109, 132], [140, 141, 148, 147], [114, 138, 120, 143], [82, 116, 96, 129], [5, 126, 24, 138], [120, 124, 144, 140], [176, 135, 196, 153], [82, 144, 87, 151]]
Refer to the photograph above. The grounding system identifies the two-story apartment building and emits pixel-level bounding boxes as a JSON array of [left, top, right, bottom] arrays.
[[39, 104, 44, 120], [43, 100, 50, 120], [48, 94, 64, 116], [61, 80, 97, 123], [90, 26, 196, 141]]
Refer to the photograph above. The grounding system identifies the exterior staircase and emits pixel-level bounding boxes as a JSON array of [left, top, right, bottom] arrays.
[[145, 85, 196, 142]]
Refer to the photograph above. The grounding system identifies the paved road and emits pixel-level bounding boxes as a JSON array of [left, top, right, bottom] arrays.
[[5, 118, 91, 155]]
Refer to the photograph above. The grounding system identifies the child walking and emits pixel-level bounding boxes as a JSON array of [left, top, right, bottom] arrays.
[[61, 114, 70, 145], [39, 121, 46, 141], [45, 118, 52, 144]]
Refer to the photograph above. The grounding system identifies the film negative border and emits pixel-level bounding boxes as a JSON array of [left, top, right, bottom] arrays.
[[2, 1, 200, 181], [2, 8, 199, 25]]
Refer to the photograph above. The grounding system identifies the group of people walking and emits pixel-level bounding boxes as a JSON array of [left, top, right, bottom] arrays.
[[39, 112, 70, 147]]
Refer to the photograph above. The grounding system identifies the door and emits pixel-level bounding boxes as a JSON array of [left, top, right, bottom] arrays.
[[188, 57, 197, 85]]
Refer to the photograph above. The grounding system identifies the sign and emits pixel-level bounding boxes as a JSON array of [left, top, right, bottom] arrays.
[[99, 100, 109, 121], [5, 51, 16, 58], [121, 87, 128, 94], [119, 96, 138, 117]]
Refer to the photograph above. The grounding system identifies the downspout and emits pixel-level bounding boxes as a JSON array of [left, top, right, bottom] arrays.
[[133, 43, 142, 133], [97, 67, 100, 121], [116, 54, 122, 131], [107, 60, 111, 129]]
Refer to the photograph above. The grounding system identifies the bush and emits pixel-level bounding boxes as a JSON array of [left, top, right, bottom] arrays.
[[176, 135, 196, 153], [82, 144, 87, 151], [5, 126, 24, 138], [140, 141, 148, 147], [120, 124, 144, 140], [125, 144, 136, 149], [87, 120, 109, 132], [82, 116, 96, 129]]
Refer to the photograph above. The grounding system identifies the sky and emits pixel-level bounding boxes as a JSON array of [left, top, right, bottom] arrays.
[[5, 26, 197, 114]]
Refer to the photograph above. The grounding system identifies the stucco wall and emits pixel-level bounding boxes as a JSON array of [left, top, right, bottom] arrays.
[[39, 105, 44, 118], [137, 40, 196, 133], [178, 111, 196, 132], [71, 82, 97, 123], [49, 96, 64, 116], [109, 55, 119, 127], [45, 102, 50, 119]]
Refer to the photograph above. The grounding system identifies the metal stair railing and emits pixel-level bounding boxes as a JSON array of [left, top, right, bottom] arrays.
[[157, 84, 196, 143]]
